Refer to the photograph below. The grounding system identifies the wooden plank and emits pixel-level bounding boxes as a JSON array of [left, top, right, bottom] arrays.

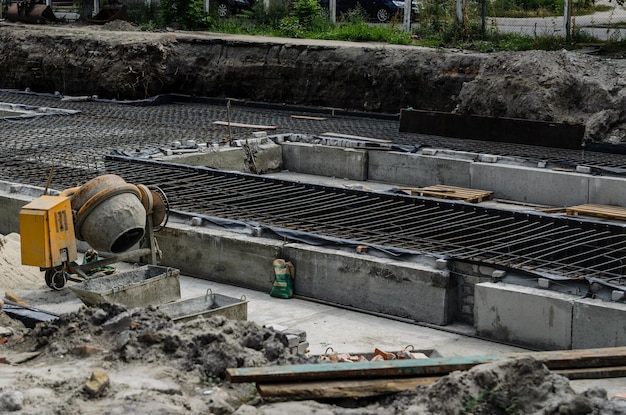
[[256, 366, 626, 400], [555, 365, 626, 380], [226, 346, 626, 383], [566, 204, 626, 221], [213, 121, 277, 130], [320, 132, 393, 144], [396, 185, 493, 203], [256, 365, 626, 400], [257, 376, 441, 399], [537, 207, 568, 214], [291, 115, 327, 121]]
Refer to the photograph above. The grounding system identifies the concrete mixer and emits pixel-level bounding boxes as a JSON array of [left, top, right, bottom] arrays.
[[19, 174, 169, 290]]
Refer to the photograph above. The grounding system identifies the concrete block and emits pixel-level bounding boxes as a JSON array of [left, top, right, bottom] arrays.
[[283, 328, 306, 342], [572, 298, 626, 349], [368, 152, 471, 188], [285, 334, 300, 348], [474, 282, 574, 350], [266, 324, 287, 333], [281, 142, 368, 180], [589, 176, 626, 207], [297, 341, 309, 354], [0, 191, 33, 235], [156, 224, 283, 292], [470, 163, 589, 206], [285, 243, 453, 325]]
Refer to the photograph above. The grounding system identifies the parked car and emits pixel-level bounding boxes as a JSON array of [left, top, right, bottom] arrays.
[[319, 0, 418, 23], [216, 0, 256, 17]]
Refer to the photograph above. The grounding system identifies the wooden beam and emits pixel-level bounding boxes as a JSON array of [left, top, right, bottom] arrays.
[[255, 366, 626, 400], [555, 365, 626, 380], [320, 132, 392, 143], [257, 376, 441, 399], [226, 346, 626, 383], [213, 121, 277, 130], [291, 115, 327, 121]]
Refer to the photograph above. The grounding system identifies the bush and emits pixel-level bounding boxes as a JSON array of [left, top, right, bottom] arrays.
[[161, 0, 214, 29]]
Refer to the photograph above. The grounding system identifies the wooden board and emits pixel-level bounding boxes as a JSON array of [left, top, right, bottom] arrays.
[[257, 376, 441, 399], [566, 204, 626, 221], [256, 366, 626, 399], [213, 121, 277, 130], [320, 132, 393, 144], [396, 185, 493, 203], [226, 346, 626, 384], [291, 115, 327, 121]]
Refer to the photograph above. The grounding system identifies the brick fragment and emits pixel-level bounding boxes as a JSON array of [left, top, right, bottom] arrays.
[[84, 369, 110, 397]]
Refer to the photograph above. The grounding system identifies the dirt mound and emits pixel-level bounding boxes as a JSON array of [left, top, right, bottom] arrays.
[[0, 233, 45, 291], [102, 20, 140, 32], [2, 301, 625, 413], [454, 50, 626, 143], [0, 302, 315, 413]]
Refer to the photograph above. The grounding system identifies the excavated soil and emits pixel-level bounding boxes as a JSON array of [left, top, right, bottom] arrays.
[[0, 21, 624, 142]]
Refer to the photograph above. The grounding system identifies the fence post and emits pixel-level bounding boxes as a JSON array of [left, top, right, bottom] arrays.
[[330, 0, 336, 24], [563, 0, 572, 40], [456, 0, 463, 25], [403, 0, 411, 32]]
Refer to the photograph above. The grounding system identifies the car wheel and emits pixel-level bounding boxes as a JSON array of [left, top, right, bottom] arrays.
[[375, 7, 390, 22], [217, 1, 230, 17]]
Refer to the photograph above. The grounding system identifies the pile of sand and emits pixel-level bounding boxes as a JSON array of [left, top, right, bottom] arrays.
[[0, 233, 45, 291]]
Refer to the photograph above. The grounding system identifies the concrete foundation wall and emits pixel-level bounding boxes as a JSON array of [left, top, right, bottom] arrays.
[[470, 164, 590, 206], [476, 282, 626, 350], [155, 223, 454, 325], [294, 145, 626, 207], [474, 282, 574, 350], [156, 224, 281, 292], [0, 183, 43, 235], [573, 298, 626, 349], [281, 143, 368, 180], [284, 243, 453, 325], [156, 142, 283, 174], [368, 152, 472, 188], [589, 176, 626, 207]]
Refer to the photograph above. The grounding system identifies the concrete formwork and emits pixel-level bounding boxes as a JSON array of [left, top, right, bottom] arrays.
[[368, 151, 472, 188], [155, 222, 454, 326], [0, 183, 42, 236], [281, 142, 368, 181], [469, 163, 590, 206], [573, 298, 626, 349], [284, 243, 453, 325], [589, 176, 626, 207], [474, 282, 574, 350]]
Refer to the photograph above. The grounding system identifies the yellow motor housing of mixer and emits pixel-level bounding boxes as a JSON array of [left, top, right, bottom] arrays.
[[20, 195, 78, 269]]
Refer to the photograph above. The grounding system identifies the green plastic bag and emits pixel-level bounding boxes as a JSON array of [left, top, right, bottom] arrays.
[[270, 259, 295, 299]]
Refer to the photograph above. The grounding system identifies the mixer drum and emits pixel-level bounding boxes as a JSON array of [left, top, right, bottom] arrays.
[[66, 174, 146, 254]]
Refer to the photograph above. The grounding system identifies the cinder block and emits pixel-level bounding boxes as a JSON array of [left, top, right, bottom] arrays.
[[474, 282, 574, 350]]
